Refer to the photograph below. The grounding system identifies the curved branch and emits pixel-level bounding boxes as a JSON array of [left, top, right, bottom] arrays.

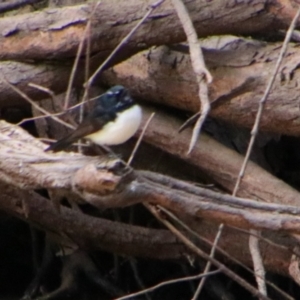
[[1, 120, 300, 235], [0, 0, 295, 61], [102, 40, 300, 136]]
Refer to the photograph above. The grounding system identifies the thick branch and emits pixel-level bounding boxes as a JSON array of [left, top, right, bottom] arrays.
[[0, 181, 185, 259], [102, 40, 300, 136], [0, 0, 296, 61], [0, 180, 293, 275], [0, 120, 298, 275], [2, 120, 300, 235], [139, 107, 300, 207]]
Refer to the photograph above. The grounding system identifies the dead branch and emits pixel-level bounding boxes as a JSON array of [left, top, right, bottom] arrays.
[[0, 181, 185, 259], [139, 107, 300, 207], [0, 176, 294, 275], [171, 0, 212, 154], [2, 120, 300, 234], [0, 0, 44, 13], [145, 203, 271, 300], [0, 0, 296, 62], [233, 9, 300, 297], [0, 120, 300, 275], [102, 40, 300, 136]]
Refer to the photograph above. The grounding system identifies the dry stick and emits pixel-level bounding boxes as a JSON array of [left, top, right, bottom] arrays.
[[249, 230, 266, 296], [4, 79, 75, 130], [232, 7, 300, 196], [144, 203, 271, 300], [171, 0, 212, 155], [28, 83, 56, 102], [63, 1, 101, 110], [29, 82, 79, 127], [77, 13, 94, 153], [158, 206, 293, 300], [16, 94, 103, 127], [208, 8, 300, 299], [83, 9, 92, 106], [170, 0, 212, 295], [85, 0, 165, 89], [127, 112, 155, 166], [230, 225, 292, 254], [114, 269, 221, 300], [234, 8, 300, 298]]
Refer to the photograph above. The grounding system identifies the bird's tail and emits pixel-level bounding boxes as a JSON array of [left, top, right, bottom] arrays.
[[45, 135, 77, 152]]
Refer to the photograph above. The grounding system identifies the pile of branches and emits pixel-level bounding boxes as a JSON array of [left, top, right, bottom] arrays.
[[1, 0, 300, 299]]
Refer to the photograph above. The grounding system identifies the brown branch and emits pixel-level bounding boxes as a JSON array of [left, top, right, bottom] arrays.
[[115, 269, 221, 300], [0, 0, 43, 14], [1, 120, 300, 235], [63, 1, 101, 110], [171, 0, 212, 154], [0, 0, 296, 61], [85, 0, 165, 88], [0, 181, 185, 259], [158, 206, 293, 300], [0, 120, 298, 276], [4, 79, 75, 130], [145, 203, 271, 300], [233, 7, 300, 195], [139, 107, 300, 207], [233, 10, 300, 297], [102, 40, 300, 137]]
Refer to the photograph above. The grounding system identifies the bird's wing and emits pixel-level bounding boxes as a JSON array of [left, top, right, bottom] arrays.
[[45, 109, 116, 152]]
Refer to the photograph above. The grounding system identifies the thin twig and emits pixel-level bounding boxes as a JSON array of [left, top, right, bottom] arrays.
[[204, 8, 300, 299], [114, 269, 220, 300], [17, 93, 104, 127], [171, 0, 212, 155], [192, 224, 221, 299], [157, 206, 293, 300], [83, 6, 92, 107], [28, 83, 56, 104], [231, 8, 300, 297], [63, 1, 101, 110], [127, 112, 155, 166], [249, 229, 267, 297], [85, 0, 165, 89], [4, 79, 75, 130], [144, 203, 271, 300], [232, 7, 300, 196]]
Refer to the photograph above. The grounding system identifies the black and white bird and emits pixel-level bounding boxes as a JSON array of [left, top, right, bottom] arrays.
[[45, 85, 142, 152]]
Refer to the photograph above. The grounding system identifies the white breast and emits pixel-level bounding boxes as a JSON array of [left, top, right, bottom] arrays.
[[86, 105, 142, 146]]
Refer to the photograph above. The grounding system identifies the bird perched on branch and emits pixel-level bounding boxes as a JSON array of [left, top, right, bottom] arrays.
[[45, 85, 142, 152]]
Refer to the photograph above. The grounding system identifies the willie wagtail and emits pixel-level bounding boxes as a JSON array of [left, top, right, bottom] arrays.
[[45, 85, 142, 152]]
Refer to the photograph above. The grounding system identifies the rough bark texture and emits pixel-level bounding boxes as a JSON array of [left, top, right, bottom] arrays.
[[1, 119, 300, 236], [0, 0, 296, 61], [0, 119, 297, 276], [0, 178, 293, 275], [140, 107, 300, 207], [0, 181, 186, 259], [1, 0, 300, 295], [102, 39, 300, 136]]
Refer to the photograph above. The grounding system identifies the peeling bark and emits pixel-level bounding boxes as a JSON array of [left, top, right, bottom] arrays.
[[0, 120, 298, 275], [102, 40, 300, 136], [139, 107, 300, 207], [0, 0, 297, 61], [1, 119, 300, 235]]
